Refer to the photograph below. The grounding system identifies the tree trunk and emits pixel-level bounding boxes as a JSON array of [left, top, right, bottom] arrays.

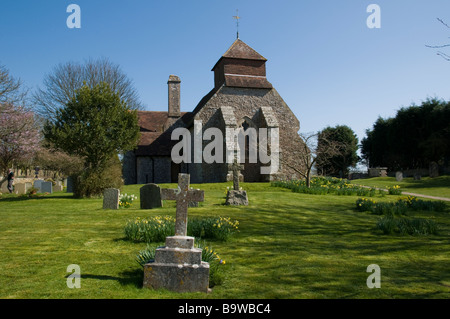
[[306, 169, 311, 188]]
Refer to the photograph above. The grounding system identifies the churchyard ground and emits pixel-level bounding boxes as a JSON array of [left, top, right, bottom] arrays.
[[0, 180, 448, 299]]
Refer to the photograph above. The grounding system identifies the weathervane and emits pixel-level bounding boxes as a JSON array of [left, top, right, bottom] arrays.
[[233, 9, 240, 39]]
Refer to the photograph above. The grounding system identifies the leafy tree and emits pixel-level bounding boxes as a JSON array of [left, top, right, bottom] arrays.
[[43, 82, 140, 197], [0, 103, 41, 187], [33, 57, 142, 122], [316, 125, 359, 177], [361, 98, 450, 171]]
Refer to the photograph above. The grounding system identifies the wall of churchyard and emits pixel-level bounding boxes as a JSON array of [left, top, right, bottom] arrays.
[[122, 151, 136, 185], [135, 156, 172, 184], [193, 86, 305, 182]]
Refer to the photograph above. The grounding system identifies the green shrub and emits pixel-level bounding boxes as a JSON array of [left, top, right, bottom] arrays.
[[356, 198, 377, 212], [124, 216, 175, 243], [387, 185, 402, 195], [119, 193, 137, 208], [125, 216, 240, 243], [188, 217, 240, 241], [356, 197, 446, 216], [398, 196, 447, 212], [272, 177, 377, 197], [72, 155, 124, 198], [135, 244, 157, 267], [372, 201, 408, 216], [376, 216, 439, 235]]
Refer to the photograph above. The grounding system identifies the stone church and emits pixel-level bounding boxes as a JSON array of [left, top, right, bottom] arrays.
[[123, 39, 305, 184]]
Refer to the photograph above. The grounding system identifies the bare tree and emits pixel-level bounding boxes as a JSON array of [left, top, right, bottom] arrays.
[[281, 131, 344, 188], [426, 18, 450, 61], [0, 64, 27, 105], [33, 57, 143, 122]]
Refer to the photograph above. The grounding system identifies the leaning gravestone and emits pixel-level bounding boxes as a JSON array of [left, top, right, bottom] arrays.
[[103, 188, 120, 210], [143, 173, 209, 293], [429, 162, 439, 178], [395, 171, 403, 182], [41, 182, 53, 194], [140, 184, 162, 209]]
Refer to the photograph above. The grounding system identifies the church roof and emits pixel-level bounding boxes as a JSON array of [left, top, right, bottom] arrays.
[[135, 111, 192, 156], [212, 39, 267, 71]]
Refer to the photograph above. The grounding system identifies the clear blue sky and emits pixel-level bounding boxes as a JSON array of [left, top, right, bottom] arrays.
[[1, 0, 450, 149]]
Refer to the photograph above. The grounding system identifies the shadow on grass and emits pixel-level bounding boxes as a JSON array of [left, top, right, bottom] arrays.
[[80, 269, 143, 288], [0, 194, 75, 202]]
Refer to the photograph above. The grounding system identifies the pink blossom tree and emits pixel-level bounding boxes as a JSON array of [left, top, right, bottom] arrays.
[[0, 103, 41, 188]]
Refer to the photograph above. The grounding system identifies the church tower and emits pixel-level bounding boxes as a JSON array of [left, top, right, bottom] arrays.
[[211, 39, 272, 90]]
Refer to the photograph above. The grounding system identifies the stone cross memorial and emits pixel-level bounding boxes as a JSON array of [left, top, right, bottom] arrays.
[[160, 174, 204, 236], [225, 160, 248, 206], [143, 173, 210, 293], [231, 160, 244, 191]]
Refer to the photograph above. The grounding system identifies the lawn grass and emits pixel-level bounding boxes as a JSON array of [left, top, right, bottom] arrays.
[[352, 176, 450, 199], [0, 181, 449, 299]]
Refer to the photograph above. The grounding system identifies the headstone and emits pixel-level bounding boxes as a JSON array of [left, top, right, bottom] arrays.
[[103, 188, 120, 210], [14, 183, 27, 195], [225, 160, 248, 206], [429, 162, 439, 178], [41, 182, 53, 194], [143, 173, 209, 293], [414, 173, 421, 181], [25, 182, 32, 193], [140, 184, 162, 209], [33, 180, 44, 193], [368, 167, 388, 178], [66, 177, 74, 193], [1, 182, 8, 193], [54, 184, 64, 192], [395, 171, 403, 182]]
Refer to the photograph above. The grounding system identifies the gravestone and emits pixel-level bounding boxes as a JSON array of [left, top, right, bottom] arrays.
[[66, 177, 74, 193], [25, 182, 32, 193], [429, 162, 439, 178], [225, 160, 248, 206], [414, 173, 421, 181], [14, 183, 27, 195], [140, 184, 162, 209], [395, 171, 403, 182], [54, 184, 64, 192], [143, 173, 209, 293], [41, 182, 53, 194], [33, 180, 44, 193], [1, 182, 8, 193], [103, 188, 120, 210]]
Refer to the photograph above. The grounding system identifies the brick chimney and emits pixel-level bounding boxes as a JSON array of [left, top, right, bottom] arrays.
[[168, 75, 181, 117]]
